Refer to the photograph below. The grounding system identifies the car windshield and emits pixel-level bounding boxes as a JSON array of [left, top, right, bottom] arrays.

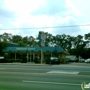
[[51, 57, 58, 59]]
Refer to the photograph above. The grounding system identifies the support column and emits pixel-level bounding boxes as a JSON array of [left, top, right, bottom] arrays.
[[51, 53, 52, 57], [33, 53, 35, 62], [15, 53, 16, 60], [21, 53, 22, 59], [30, 53, 31, 62], [27, 53, 28, 62], [43, 53, 44, 61], [41, 48, 43, 64]]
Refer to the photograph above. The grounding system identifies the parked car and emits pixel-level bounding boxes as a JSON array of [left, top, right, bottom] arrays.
[[84, 58, 90, 63], [0, 56, 4, 59], [0, 56, 5, 63], [79, 57, 85, 62], [79, 58, 85, 62], [66, 58, 71, 62], [66, 55, 77, 62], [50, 57, 60, 64]]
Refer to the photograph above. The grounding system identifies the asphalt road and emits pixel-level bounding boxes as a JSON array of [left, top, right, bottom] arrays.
[[0, 63, 90, 90]]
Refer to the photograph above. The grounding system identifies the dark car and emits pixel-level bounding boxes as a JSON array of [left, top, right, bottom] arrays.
[[0, 56, 5, 63], [50, 57, 60, 64]]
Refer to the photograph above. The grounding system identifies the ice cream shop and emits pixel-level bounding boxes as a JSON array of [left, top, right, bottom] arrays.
[[3, 46, 68, 63]]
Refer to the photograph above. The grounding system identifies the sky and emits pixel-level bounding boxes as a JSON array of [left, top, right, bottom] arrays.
[[0, 0, 90, 37]]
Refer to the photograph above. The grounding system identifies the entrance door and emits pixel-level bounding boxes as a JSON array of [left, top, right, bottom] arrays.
[[28, 53, 35, 62]]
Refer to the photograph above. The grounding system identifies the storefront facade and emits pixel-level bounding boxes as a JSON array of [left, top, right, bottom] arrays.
[[3, 46, 68, 63]]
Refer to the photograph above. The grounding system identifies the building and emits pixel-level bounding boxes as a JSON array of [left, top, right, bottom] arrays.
[[3, 43, 69, 63]]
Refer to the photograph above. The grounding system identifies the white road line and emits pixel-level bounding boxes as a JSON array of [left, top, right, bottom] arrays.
[[22, 80, 80, 86], [47, 70, 79, 74]]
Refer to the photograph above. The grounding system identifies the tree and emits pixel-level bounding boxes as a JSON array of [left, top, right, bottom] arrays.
[[65, 35, 74, 52], [44, 32, 54, 46], [12, 35, 23, 43], [55, 34, 67, 50], [84, 33, 90, 48], [0, 41, 8, 55], [70, 35, 86, 61], [28, 36, 37, 46], [0, 32, 89, 59], [0, 33, 12, 42], [18, 41, 27, 46], [23, 36, 29, 44]]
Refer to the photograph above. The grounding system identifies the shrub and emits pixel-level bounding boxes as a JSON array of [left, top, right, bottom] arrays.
[[34, 57, 40, 63], [45, 57, 50, 64], [21, 57, 27, 63]]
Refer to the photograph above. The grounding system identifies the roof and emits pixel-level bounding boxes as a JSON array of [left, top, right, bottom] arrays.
[[3, 46, 64, 53], [8, 42, 19, 47]]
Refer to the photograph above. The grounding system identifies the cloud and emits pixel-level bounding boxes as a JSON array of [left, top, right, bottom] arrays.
[[31, 0, 66, 16], [51, 16, 81, 36], [31, 0, 81, 17], [0, 0, 90, 37], [9, 14, 56, 36], [68, 0, 90, 24], [0, 8, 15, 18], [0, 24, 3, 27], [4, 0, 46, 15], [80, 22, 90, 36], [0, 0, 16, 34], [65, 0, 81, 16]]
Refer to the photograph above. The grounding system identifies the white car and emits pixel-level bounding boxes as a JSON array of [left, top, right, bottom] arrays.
[[79, 58, 85, 62], [0, 56, 4, 59], [85, 58, 90, 63]]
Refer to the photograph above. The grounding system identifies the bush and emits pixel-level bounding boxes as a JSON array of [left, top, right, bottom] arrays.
[[60, 58, 66, 64], [21, 57, 27, 63], [14, 59, 22, 62], [4, 53, 13, 63], [34, 57, 40, 63], [0, 59, 6, 63], [4, 53, 10, 59], [45, 57, 50, 64]]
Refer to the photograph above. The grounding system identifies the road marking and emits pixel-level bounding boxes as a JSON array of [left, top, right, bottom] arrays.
[[22, 80, 80, 86], [47, 70, 79, 74]]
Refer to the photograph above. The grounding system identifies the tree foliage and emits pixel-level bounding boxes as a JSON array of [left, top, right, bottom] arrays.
[[0, 41, 8, 55], [0, 32, 90, 59]]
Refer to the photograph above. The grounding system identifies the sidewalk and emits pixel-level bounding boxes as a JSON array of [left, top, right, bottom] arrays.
[[0, 62, 89, 66], [0, 62, 51, 66], [69, 62, 90, 66]]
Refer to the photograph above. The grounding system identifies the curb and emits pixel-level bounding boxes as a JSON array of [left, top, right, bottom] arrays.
[[0, 63, 51, 66]]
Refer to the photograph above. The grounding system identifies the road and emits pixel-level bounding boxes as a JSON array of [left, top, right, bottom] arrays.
[[0, 63, 90, 90]]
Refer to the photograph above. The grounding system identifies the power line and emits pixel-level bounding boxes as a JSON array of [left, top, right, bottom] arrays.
[[0, 24, 90, 30]]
